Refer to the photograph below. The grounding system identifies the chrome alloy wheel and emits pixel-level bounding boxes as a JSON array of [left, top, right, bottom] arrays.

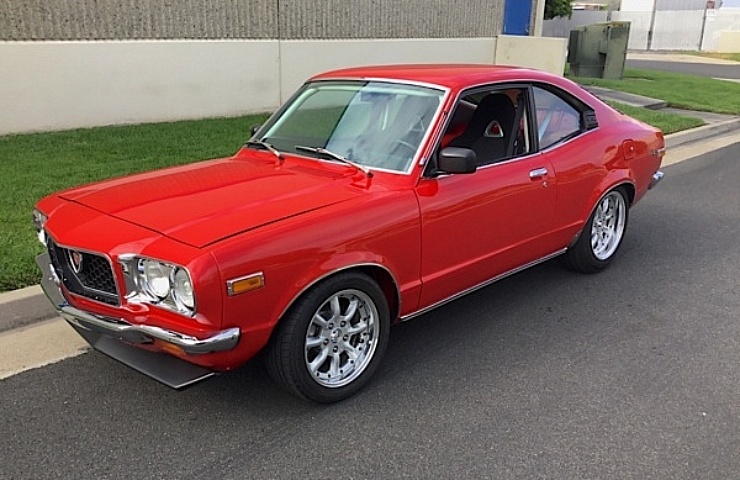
[[304, 289, 379, 388], [591, 191, 627, 261]]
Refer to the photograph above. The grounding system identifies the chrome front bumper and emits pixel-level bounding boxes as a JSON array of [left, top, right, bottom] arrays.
[[649, 171, 664, 190], [37, 252, 239, 354]]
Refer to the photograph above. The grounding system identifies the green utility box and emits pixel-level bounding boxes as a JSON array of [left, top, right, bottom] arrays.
[[568, 22, 630, 79]]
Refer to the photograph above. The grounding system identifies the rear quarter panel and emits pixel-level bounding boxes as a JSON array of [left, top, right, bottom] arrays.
[[546, 106, 663, 244]]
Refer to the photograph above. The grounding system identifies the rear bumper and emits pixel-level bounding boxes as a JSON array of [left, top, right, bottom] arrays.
[[36, 252, 240, 388]]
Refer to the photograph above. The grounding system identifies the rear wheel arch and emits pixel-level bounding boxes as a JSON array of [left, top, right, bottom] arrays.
[[583, 179, 634, 220], [563, 185, 630, 273], [620, 182, 635, 206]]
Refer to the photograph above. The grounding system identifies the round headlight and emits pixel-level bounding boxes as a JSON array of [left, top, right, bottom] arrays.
[[142, 260, 171, 299], [172, 268, 195, 310]]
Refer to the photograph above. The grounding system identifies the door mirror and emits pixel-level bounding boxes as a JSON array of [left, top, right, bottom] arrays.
[[437, 147, 477, 174]]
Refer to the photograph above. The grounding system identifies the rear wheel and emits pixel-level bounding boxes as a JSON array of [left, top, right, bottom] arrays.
[[266, 272, 390, 403], [563, 188, 629, 274]]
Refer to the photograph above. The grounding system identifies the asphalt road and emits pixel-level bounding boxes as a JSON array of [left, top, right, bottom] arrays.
[[626, 59, 740, 80], [2, 144, 740, 479]]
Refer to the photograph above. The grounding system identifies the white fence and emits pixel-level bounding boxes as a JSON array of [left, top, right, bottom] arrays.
[[544, 8, 740, 51]]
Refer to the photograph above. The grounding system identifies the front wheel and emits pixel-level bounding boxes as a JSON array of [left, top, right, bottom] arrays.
[[562, 188, 629, 274], [266, 272, 390, 403]]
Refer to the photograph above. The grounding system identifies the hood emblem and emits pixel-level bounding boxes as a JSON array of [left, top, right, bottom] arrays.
[[68, 250, 84, 273]]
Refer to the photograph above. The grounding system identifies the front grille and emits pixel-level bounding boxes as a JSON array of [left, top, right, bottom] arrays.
[[47, 236, 119, 306]]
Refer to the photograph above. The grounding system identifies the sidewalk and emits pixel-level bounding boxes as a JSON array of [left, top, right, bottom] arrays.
[[0, 285, 54, 333], [627, 52, 740, 66], [2, 89, 740, 335], [582, 86, 740, 148]]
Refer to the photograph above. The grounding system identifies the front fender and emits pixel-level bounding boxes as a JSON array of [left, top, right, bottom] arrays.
[[210, 190, 421, 368]]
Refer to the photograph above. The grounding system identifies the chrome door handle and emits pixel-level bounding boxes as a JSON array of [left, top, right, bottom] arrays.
[[529, 167, 548, 179]]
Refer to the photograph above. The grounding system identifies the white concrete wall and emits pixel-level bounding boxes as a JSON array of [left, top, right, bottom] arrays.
[[704, 9, 740, 52], [717, 31, 740, 52], [278, 38, 497, 102], [0, 40, 281, 135], [1, 36, 569, 136], [494, 35, 568, 75]]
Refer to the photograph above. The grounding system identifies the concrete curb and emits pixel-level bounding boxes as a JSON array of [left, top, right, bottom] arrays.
[[0, 285, 57, 334], [1, 118, 739, 335], [583, 86, 668, 110], [664, 117, 740, 149]]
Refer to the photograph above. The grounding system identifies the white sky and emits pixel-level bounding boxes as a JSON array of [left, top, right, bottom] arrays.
[[723, 0, 740, 7]]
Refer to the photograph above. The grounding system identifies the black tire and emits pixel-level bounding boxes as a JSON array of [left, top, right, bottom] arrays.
[[562, 187, 629, 274], [266, 272, 390, 403]]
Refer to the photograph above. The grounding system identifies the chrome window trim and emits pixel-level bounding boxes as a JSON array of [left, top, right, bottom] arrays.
[[315, 76, 450, 94], [423, 81, 539, 176], [531, 83, 599, 152], [427, 80, 600, 177], [536, 126, 599, 155], [277, 77, 452, 176]]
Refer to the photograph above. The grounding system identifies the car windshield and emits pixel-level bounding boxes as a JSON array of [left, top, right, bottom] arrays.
[[256, 80, 445, 174]]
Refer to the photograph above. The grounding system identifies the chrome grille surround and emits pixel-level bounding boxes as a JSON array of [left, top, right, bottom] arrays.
[[46, 234, 120, 306]]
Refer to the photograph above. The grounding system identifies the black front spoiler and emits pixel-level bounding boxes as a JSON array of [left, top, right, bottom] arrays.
[[71, 324, 216, 389]]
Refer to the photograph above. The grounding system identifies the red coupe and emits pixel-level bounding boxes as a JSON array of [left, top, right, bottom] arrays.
[[35, 65, 665, 402]]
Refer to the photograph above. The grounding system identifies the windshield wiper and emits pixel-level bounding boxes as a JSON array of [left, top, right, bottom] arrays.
[[245, 140, 283, 160], [295, 146, 373, 178]]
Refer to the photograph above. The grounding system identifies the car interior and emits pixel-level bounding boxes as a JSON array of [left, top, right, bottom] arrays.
[[439, 87, 530, 168]]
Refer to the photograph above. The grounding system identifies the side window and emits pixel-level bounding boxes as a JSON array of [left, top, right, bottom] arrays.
[[440, 87, 532, 167], [533, 86, 582, 150]]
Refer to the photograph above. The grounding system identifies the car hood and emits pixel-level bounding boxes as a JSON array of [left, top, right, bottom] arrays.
[[59, 154, 365, 248]]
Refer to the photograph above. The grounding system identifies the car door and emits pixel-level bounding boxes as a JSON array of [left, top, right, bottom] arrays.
[[415, 86, 558, 309]]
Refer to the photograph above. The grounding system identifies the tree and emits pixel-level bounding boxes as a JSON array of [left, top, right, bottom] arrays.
[[545, 0, 572, 20]]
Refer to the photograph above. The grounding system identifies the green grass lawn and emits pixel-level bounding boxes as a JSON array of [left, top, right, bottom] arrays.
[[607, 101, 705, 134], [572, 68, 740, 115], [0, 113, 269, 292]]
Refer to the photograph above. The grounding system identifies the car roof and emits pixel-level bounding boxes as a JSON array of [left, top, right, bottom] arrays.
[[309, 64, 564, 91]]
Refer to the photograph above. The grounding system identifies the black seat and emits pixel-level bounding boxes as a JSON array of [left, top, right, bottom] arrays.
[[448, 93, 516, 165]]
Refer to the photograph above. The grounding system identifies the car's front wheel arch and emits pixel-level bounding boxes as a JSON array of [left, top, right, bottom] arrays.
[[265, 269, 394, 403]]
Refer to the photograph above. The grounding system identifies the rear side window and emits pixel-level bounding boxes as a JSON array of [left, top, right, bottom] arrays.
[[533, 86, 582, 150]]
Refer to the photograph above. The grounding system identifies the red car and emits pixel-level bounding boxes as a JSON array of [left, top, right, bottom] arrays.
[[34, 65, 664, 402]]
